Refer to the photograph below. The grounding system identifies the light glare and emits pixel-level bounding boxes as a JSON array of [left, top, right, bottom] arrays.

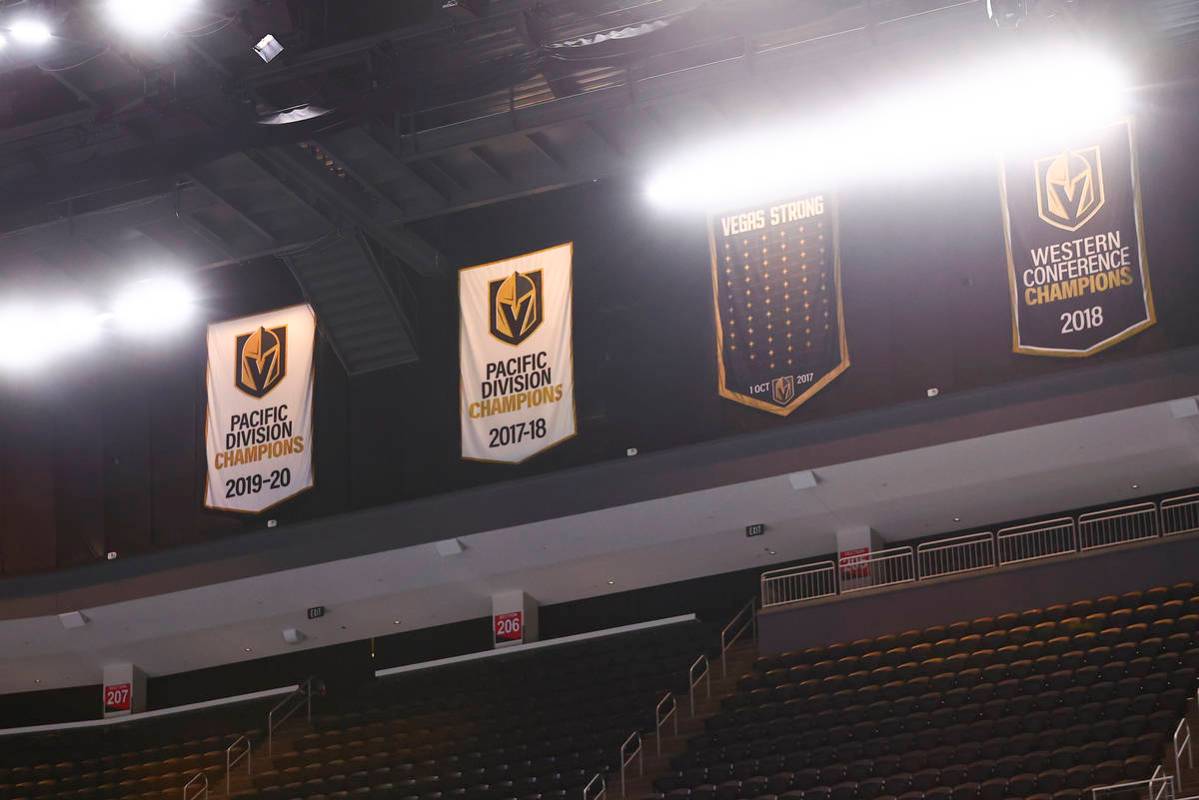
[[646, 46, 1131, 212], [0, 302, 101, 373], [10, 19, 52, 45], [113, 276, 195, 335], [105, 0, 196, 37]]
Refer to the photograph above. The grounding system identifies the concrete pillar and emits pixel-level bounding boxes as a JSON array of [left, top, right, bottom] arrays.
[[836, 526, 887, 590], [101, 663, 147, 718]]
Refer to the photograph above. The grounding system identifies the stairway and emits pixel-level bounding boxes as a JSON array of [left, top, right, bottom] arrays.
[[204, 716, 311, 799], [615, 641, 759, 800], [220, 719, 311, 800]]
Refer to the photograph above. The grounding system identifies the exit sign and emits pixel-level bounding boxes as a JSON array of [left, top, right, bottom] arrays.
[[307, 606, 325, 620], [745, 524, 766, 538]]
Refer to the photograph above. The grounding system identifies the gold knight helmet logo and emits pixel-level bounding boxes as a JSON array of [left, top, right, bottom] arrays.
[[235, 325, 287, 398], [772, 375, 796, 406], [489, 270, 543, 345], [1035, 145, 1105, 232]]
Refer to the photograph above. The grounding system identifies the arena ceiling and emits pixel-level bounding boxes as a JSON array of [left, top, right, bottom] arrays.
[[0, 0, 1188, 373]]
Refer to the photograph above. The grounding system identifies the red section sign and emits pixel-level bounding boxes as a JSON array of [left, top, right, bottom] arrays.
[[494, 611, 523, 644], [839, 547, 871, 579], [103, 683, 132, 713]]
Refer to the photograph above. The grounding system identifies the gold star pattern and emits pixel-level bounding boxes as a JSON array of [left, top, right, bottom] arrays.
[[715, 200, 838, 396]]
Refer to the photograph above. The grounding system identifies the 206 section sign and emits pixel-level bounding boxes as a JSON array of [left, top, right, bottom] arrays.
[[204, 304, 316, 513], [999, 119, 1154, 356], [459, 243, 576, 463], [494, 611, 523, 644]]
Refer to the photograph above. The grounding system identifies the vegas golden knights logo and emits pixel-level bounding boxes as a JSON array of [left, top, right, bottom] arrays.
[[1035, 146, 1104, 232], [489, 270, 543, 345], [235, 325, 287, 398], [772, 376, 796, 406]]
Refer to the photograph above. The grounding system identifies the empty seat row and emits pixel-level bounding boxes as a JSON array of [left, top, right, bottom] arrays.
[[753, 584, 1197, 672]]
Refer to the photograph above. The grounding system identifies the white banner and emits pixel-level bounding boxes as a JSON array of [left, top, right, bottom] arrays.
[[460, 243, 575, 463], [204, 304, 315, 513]]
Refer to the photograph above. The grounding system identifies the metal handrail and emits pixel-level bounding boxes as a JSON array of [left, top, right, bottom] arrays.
[[619, 730, 643, 798], [654, 692, 678, 757], [268, 676, 312, 756], [1091, 775, 1172, 800], [183, 771, 208, 800], [1162, 493, 1199, 536], [1152, 768, 1175, 800], [1174, 716, 1192, 777], [916, 531, 996, 580], [226, 734, 251, 795], [583, 772, 607, 800], [688, 654, 710, 717], [838, 545, 915, 594], [1078, 502, 1160, 551], [761, 560, 836, 607], [997, 517, 1076, 566], [759, 490, 1199, 611], [720, 598, 757, 678]]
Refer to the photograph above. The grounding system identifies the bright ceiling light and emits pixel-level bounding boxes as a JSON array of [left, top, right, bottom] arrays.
[[105, 0, 196, 37], [646, 45, 1130, 212], [0, 305, 49, 372], [10, 18, 52, 45], [112, 276, 195, 335], [0, 301, 101, 373]]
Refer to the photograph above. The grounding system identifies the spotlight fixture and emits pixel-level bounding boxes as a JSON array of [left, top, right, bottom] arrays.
[[0, 302, 100, 372], [10, 18, 52, 45], [606, 579, 615, 585], [112, 276, 195, 335], [105, 0, 196, 37], [987, 0, 1081, 31], [645, 45, 1128, 212], [253, 33, 283, 63], [986, 0, 1029, 30]]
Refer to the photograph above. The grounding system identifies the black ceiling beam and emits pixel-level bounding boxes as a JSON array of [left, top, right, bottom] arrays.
[[246, 145, 447, 277]]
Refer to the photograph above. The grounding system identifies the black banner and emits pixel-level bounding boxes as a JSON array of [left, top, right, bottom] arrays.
[[709, 193, 849, 415], [1000, 119, 1154, 357]]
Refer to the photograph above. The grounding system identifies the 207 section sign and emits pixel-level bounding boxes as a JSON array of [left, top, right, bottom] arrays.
[[204, 304, 316, 513], [999, 119, 1154, 356], [459, 243, 576, 463], [103, 683, 131, 714]]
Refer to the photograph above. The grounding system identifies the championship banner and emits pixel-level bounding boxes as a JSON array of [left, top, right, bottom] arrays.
[[709, 192, 849, 415], [204, 304, 315, 513], [1000, 119, 1154, 357], [460, 243, 575, 463]]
